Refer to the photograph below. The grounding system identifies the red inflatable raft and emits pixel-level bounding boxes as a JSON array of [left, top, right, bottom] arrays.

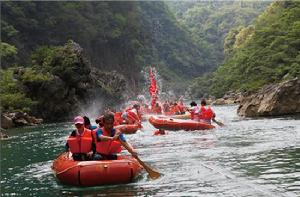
[[115, 124, 139, 134], [149, 115, 215, 131], [52, 152, 142, 186]]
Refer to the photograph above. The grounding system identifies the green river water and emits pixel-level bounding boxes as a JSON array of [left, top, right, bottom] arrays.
[[1, 105, 299, 196]]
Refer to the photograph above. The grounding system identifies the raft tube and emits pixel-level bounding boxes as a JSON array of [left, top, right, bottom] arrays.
[[149, 115, 215, 131], [52, 152, 142, 186], [115, 124, 139, 134]]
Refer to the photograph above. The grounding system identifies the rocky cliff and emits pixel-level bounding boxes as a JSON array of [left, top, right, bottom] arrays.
[[237, 78, 300, 117]]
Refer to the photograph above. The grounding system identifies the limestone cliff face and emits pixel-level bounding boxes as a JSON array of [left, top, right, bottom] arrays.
[[14, 41, 127, 122], [237, 78, 300, 117]]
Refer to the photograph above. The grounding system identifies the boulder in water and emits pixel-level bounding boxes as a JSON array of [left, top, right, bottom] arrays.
[[1, 111, 43, 129], [237, 78, 300, 117], [0, 131, 9, 140]]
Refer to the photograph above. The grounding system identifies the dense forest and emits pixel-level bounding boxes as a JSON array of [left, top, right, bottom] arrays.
[[1, 1, 208, 90], [1, 1, 207, 119], [167, 1, 270, 71], [2, 1, 298, 121], [190, 1, 300, 98]]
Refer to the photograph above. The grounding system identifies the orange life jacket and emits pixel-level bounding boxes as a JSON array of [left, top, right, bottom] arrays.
[[94, 128, 122, 155], [177, 103, 185, 113], [153, 105, 162, 114], [67, 128, 93, 154], [127, 110, 140, 124], [114, 112, 123, 126], [199, 106, 214, 121], [169, 106, 177, 115]]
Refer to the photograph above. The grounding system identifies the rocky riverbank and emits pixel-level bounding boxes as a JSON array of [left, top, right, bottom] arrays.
[[1, 111, 43, 139], [1, 111, 43, 129], [237, 78, 300, 117]]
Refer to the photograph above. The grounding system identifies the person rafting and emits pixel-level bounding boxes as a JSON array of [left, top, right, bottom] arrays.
[[121, 104, 142, 127], [93, 112, 137, 160], [198, 99, 215, 124], [167, 102, 180, 115], [65, 116, 95, 161], [188, 101, 200, 121], [177, 99, 186, 114], [153, 128, 167, 135], [162, 100, 171, 114], [83, 116, 97, 130], [152, 102, 162, 114]]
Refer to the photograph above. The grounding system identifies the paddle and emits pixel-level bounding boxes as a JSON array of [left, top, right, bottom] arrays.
[[212, 118, 225, 127], [119, 139, 161, 180]]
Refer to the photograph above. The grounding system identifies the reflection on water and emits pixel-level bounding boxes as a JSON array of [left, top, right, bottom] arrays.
[[1, 105, 299, 196]]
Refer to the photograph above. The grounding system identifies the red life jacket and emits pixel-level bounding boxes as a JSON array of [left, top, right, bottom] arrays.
[[177, 103, 185, 113], [152, 105, 162, 114], [127, 110, 140, 124], [170, 105, 180, 115], [114, 112, 123, 126], [94, 128, 122, 155], [199, 106, 214, 121], [67, 128, 93, 154]]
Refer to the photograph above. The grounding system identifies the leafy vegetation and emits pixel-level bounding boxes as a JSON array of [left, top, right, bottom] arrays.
[[168, 1, 270, 71], [1, 1, 210, 93], [0, 69, 36, 112], [0, 42, 18, 68], [191, 1, 300, 98], [2, 1, 297, 120]]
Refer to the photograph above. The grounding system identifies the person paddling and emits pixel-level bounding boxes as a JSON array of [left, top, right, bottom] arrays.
[[65, 116, 95, 161], [198, 99, 215, 124], [93, 113, 137, 160]]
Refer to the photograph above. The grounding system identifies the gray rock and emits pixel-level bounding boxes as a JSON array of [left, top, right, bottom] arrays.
[[1, 114, 15, 129], [238, 78, 300, 117], [0, 131, 9, 140], [212, 92, 242, 105]]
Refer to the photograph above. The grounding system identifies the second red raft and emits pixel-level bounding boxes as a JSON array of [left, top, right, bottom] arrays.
[[149, 115, 215, 131], [115, 124, 140, 134], [52, 152, 142, 186]]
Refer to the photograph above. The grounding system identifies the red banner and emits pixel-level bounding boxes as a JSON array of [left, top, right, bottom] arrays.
[[149, 67, 158, 107]]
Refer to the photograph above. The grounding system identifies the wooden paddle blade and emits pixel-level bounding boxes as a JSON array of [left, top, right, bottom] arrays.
[[213, 119, 225, 127], [136, 157, 161, 179], [119, 139, 161, 179]]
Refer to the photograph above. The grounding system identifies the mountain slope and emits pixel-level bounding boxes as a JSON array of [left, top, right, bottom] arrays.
[[190, 1, 300, 98], [1, 1, 212, 93]]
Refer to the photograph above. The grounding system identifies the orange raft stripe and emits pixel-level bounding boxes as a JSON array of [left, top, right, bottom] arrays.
[[148, 115, 215, 131]]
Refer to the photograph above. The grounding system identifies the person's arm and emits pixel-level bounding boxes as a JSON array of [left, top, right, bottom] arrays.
[[124, 141, 137, 156], [112, 129, 121, 140], [121, 140, 138, 157], [97, 129, 114, 141], [118, 133, 137, 157]]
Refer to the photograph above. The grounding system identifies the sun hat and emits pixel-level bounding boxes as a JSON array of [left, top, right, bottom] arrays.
[[74, 116, 84, 125]]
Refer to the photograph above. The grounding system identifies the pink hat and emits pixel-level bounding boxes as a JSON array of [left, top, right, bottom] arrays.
[[74, 116, 84, 125]]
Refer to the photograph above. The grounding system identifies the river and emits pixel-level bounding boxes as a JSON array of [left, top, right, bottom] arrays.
[[1, 105, 299, 196]]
